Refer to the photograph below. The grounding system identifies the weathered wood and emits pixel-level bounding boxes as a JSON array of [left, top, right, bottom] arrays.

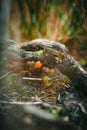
[[21, 39, 87, 94]]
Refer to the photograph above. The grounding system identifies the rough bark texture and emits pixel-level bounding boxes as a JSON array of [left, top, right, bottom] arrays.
[[21, 39, 87, 93]]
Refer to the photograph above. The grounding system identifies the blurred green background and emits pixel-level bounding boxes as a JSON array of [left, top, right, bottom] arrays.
[[9, 0, 87, 68]]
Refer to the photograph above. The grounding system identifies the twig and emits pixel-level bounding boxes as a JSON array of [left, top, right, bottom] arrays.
[[22, 76, 60, 81], [0, 71, 12, 80], [0, 100, 43, 105], [23, 77, 52, 81], [23, 77, 43, 80]]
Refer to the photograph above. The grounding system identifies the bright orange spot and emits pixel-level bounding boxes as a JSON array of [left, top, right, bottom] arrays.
[[50, 69, 55, 74], [34, 61, 42, 69]]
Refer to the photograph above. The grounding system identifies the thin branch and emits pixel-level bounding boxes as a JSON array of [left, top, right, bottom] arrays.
[[0, 71, 12, 80], [23, 77, 52, 81], [0, 100, 42, 105]]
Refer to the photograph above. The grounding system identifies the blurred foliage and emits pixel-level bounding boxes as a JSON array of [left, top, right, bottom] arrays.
[[10, 0, 87, 50]]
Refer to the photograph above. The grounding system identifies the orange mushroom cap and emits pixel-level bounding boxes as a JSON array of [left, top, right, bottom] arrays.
[[34, 61, 42, 69], [50, 69, 55, 74]]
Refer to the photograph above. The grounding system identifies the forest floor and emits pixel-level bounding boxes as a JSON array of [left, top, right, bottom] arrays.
[[0, 39, 87, 130]]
